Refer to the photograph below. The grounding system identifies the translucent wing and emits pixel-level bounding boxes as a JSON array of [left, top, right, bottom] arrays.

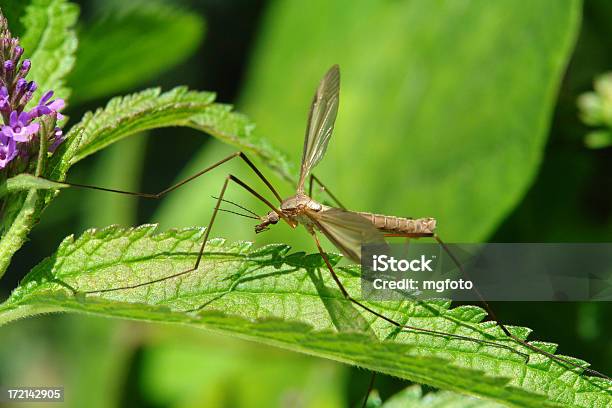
[[297, 65, 340, 193], [307, 207, 386, 263]]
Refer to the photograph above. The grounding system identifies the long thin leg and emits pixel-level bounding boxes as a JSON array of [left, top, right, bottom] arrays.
[[308, 174, 346, 209], [52, 151, 284, 204], [433, 235, 611, 380], [305, 178, 383, 405], [309, 231, 528, 359], [307, 175, 606, 377], [359, 372, 376, 408], [85, 174, 285, 294]]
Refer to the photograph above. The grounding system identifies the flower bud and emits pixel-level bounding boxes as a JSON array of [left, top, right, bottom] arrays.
[[20, 59, 30, 75], [16, 77, 26, 91]]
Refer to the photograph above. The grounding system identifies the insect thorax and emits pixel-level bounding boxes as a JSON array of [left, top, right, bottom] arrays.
[[280, 194, 323, 213]]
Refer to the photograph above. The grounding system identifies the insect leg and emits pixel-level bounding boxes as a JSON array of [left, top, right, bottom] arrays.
[[85, 174, 287, 294], [308, 174, 346, 209], [309, 231, 528, 359], [433, 234, 611, 380], [302, 178, 382, 406], [359, 372, 376, 408], [51, 151, 284, 204]]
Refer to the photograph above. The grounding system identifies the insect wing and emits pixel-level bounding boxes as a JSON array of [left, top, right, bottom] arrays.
[[307, 207, 385, 263], [297, 65, 340, 192]]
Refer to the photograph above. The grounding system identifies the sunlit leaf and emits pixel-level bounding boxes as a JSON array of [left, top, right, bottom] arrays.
[[1, 225, 610, 407], [49, 87, 293, 182]]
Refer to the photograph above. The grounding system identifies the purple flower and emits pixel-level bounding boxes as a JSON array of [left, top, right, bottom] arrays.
[[29, 90, 64, 121], [2, 111, 39, 142], [0, 15, 66, 174], [0, 131, 17, 169]]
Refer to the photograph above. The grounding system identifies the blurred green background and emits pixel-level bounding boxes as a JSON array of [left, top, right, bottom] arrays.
[[1, 0, 612, 406]]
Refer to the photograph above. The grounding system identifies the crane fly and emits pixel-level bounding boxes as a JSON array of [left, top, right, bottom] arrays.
[[59, 65, 609, 380]]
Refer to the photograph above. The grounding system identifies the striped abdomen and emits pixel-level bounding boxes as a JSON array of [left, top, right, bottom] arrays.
[[358, 212, 436, 235]]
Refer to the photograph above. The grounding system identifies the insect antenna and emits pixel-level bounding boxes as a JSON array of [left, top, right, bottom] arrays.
[[212, 195, 263, 220], [217, 208, 260, 220]]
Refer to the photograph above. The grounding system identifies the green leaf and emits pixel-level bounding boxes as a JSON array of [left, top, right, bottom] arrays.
[[1, 226, 610, 407], [19, 0, 78, 104], [368, 385, 504, 408], [68, 1, 205, 104], [49, 87, 293, 182], [190, 104, 295, 184], [0, 190, 42, 277], [0, 174, 67, 199], [239, 0, 582, 242]]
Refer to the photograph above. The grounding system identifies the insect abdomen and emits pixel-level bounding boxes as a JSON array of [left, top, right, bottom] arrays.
[[358, 212, 436, 235]]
